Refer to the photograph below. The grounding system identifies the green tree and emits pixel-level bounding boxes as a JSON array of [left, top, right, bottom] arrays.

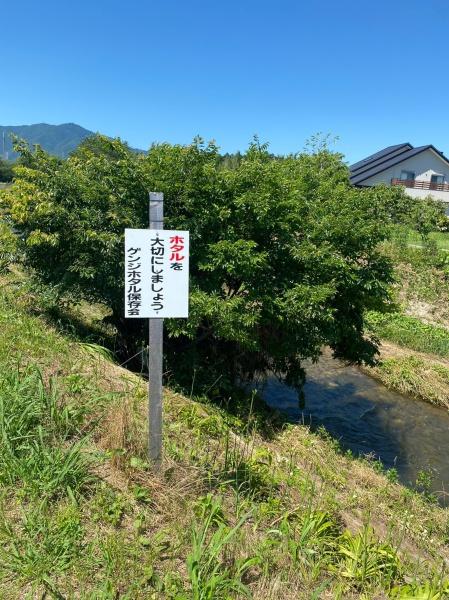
[[408, 196, 445, 239], [3, 135, 401, 394], [0, 158, 14, 182]]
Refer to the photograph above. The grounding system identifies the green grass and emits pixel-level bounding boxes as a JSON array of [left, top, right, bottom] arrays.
[[186, 494, 257, 599], [0, 366, 94, 499], [1, 270, 449, 598], [0, 502, 84, 597], [366, 311, 449, 357], [379, 234, 449, 339], [407, 229, 449, 251], [369, 355, 449, 408]]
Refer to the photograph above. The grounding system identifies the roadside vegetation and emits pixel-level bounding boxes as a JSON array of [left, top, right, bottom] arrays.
[[0, 269, 449, 598], [363, 222, 449, 409], [407, 229, 449, 252], [1, 136, 449, 596]]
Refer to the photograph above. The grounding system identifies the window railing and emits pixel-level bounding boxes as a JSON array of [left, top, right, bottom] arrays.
[[391, 178, 449, 192]]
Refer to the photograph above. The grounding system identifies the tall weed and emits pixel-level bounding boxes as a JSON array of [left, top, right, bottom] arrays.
[[186, 495, 257, 599], [0, 366, 92, 498], [336, 524, 400, 588]]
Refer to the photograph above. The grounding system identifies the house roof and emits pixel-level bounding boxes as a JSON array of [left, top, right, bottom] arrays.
[[350, 143, 449, 185]]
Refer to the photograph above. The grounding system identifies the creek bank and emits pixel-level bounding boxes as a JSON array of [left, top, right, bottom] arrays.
[[2, 271, 449, 597], [363, 341, 449, 410], [257, 350, 449, 503]]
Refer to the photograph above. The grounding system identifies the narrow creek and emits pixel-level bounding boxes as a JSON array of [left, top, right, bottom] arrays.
[[258, 353, 449, 504]]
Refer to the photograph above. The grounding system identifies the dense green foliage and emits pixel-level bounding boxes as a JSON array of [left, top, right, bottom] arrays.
[[0, 158, 14, 182], [2, 135, 407, 392], [0, 220, 18, 273], [407, 196, 447, 239]]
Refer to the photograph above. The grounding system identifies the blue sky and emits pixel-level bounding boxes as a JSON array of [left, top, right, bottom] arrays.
[[2, 0, 449, 163]]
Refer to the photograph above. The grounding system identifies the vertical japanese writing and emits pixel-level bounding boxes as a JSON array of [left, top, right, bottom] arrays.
[[151, 233, 165, 312], [169, 235, 185, 271], [125, 229, 188, 319], [126, 247, 142, 316]]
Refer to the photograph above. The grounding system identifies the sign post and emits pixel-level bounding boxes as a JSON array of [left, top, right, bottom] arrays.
[[148, 192, 164, 467], [124, 192, 189, 468]]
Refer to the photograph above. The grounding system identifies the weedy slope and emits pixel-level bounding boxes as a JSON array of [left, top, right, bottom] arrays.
[[0, 271, 449, 599], [362, 238, 449, 410]]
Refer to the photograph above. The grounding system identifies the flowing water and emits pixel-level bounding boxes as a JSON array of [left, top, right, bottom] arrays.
[[258, 352, 449, 503]]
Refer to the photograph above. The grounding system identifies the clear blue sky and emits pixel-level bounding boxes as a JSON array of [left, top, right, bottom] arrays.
[[2, 0, 449, 163]]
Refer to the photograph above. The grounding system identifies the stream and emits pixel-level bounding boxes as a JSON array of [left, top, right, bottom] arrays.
[[258, 353, 449, 504]]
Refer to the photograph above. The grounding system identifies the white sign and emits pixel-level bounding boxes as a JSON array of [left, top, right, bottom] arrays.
[[125, 229, 189, 318]]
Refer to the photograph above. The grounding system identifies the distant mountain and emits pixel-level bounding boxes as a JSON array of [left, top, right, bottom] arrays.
[[0, 123, 95, 160]]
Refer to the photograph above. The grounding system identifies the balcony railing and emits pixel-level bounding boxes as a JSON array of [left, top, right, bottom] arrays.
[[391, 178, 449, 192]]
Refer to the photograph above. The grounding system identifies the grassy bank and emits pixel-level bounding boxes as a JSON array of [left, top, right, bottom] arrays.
[[360, 237, 449, 409], [366, 311, 449, 358], [363, 342, 449, 409], [1, 272, 449, 598], [382, 238, 449, 329], [407, 229, 449, 252]]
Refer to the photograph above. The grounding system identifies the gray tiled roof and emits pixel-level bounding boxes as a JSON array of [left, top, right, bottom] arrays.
[[350, 143, 411, 173]]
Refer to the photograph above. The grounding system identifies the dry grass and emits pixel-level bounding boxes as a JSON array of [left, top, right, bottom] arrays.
[[88, 352, 449, 577]]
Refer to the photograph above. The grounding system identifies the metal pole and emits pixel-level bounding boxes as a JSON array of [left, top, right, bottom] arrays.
[[148, 192, 164, 467]]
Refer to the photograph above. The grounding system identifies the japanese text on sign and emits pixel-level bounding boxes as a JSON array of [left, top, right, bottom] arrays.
[[125, 229, 189, 318]]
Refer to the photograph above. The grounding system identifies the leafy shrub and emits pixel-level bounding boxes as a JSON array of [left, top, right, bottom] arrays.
[[408, 197, 445, 240], [4, 136, 406, 394], [0, 158, 14, 182], [0, 220, 18, 272]]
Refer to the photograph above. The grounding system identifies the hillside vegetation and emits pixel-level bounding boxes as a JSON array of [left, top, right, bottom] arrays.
[[1, 269, 449, 599], [0, 123, 95, 160], [363, 234, 449, 409], [2, 137, 449, 597]]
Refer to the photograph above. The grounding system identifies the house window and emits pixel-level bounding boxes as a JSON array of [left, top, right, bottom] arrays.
[[430, 174, 445, 190], [431, 174, 444, 184], [400, 170, 415, 181]]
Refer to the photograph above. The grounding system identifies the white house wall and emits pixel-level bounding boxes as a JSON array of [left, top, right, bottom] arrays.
[[403, 187, 449, 204]]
